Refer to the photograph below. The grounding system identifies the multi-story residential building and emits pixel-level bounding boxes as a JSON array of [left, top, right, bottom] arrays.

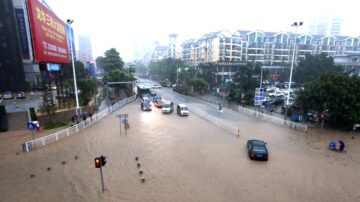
[[181, 30, 360, 82], [150, 34, 180, 61], [334, 54, 360, 76]]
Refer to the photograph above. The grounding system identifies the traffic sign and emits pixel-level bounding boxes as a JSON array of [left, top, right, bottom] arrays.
[[27, 122, 35, 131], [254, 88, 265, 106]]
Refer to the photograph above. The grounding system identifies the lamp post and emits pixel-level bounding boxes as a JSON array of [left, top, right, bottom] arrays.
[[66, 19, 81, 116], [260, 65, 263, 88], [285, 21, 303, 120]]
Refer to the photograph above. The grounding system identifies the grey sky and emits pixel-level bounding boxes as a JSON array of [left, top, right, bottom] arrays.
[[45, 0, 359, 62]]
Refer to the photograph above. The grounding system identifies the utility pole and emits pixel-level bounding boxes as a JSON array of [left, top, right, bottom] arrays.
[[321, 103, 327, 129], [176, 67, 179, 84]]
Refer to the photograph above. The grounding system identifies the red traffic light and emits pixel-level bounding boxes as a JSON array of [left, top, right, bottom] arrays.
[[95, 157, 101, 168]]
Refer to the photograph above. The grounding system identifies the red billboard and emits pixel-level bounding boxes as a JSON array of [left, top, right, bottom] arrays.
[[26, 0, 70, 63]]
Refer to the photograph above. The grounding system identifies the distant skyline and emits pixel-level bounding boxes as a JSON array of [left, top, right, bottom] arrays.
[[44, 0, 359, 62]]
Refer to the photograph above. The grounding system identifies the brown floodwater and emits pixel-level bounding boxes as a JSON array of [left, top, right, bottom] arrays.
[[1, 100, 360, 202]]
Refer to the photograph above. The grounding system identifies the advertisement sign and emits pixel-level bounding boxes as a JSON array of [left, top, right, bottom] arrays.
[[15, 8, 30, 59], [47, 63, 60, 71], [66, 24, 76, 60], [26, 0, 70, 63]]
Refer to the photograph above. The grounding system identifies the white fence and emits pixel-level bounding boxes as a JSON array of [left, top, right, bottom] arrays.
[[22, 95, 137, 152], [194, 97, 308, 133]]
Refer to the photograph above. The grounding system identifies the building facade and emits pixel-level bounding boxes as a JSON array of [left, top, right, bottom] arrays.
[[78, 35, 93, 63], [181, 30, 360, 82], [0, 0, 27, 92]]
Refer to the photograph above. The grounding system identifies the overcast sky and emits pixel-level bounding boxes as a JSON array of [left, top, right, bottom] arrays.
[[44, 0, 359, 62]]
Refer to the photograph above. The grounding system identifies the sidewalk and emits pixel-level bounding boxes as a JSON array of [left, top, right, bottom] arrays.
[[193, 93, 316, 127]]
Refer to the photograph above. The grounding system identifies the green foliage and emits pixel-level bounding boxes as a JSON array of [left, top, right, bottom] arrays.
[[173, 85, 191, 95], [62, 60, 89, 80], [296, 72, 360, 128], [95, 48, 124, 73], [77, 79, 98, 105], [188, 78, 208, 93], [294, 53, 343, 84], [44, 121, 68, 130], [197, 63, 218, 88], [148, 58, 187, 83], [228, 63, 261, 104]]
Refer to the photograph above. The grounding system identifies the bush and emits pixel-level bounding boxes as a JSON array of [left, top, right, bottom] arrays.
[[29, 107, 37, 121], [43, 121, 68, 130], [0, 105, 8, 131], [173, 85, 190, 95]]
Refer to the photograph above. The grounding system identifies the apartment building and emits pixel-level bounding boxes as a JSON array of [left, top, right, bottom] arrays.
[[181, 30, 360, 81]]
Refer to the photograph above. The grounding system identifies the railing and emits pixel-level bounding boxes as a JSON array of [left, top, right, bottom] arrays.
[[22, 95, 137, 152], [196, 97, 308, 133]]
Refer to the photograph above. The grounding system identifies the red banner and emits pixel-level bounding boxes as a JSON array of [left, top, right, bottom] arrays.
[[27, 0, 70, 63]]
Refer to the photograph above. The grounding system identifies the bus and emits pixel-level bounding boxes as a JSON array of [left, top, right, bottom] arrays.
[[136, 84, 151, 98]]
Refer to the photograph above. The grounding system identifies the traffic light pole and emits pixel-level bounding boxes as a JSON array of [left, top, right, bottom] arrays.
[[99, 166, 105, 192]]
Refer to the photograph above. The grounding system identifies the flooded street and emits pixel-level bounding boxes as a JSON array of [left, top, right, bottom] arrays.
[[1, 100, 360, 202]]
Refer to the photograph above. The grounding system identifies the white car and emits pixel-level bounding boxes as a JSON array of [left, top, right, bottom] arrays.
[[162, 101, 174, 114], [3, 91, 13, 99], [177, 103, 189, 116], [152, 84, 162, 89]]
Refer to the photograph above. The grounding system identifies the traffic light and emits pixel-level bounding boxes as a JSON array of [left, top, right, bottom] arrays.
[[100, 155, 107, 166], [320, 114, 325, 120], [95, 157, 101, 168]]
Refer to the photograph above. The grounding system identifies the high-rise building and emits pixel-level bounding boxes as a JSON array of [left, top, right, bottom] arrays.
[[0, 0, 26, 92], [78, 35, 93, 63], [308, 10, 343, 36]]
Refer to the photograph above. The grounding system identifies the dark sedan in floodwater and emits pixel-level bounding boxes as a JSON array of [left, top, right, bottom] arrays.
[[247, 140, 268, 161]]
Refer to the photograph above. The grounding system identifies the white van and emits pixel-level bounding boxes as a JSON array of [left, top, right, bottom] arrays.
[[177, 103, 189, 116]]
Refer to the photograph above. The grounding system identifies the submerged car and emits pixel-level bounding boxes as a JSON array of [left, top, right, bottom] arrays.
[[162, 101, 174, 114], [247, 140, 268, 161], [153, 96, 164, 108], [141, 102, 152, 111]]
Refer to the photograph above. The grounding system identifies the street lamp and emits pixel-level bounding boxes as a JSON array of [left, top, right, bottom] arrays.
[[285, 21, 303, 119], [66, 19, 81, 116]]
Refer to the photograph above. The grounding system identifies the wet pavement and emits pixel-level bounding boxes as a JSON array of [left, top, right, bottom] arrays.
[[0, 91, 360, 201]]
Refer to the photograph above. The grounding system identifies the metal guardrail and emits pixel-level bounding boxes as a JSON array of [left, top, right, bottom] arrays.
[[22, 95, 137, 152], [195, 97, 308, 133]]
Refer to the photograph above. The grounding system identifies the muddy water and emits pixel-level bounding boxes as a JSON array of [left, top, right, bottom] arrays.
[[1, 100, 360, 202]]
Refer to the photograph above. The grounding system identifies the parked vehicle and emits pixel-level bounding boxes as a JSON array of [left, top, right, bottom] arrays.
[[152, 84, 162, 89], [162, 101, 174, 114], [177, 103, 189, 116], [3, 91, 13, 99], [247, 140, 268, 161], [16, 91, 26, 99]]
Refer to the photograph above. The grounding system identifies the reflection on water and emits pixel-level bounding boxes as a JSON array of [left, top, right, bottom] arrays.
[[0, 101, 359, 202]]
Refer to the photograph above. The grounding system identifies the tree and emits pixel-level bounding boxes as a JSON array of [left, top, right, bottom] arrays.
[[294, 53, 343, 84], [148, 58, 187, 83], [229, 63, 262, 103], [188, 78, 208, 94], [96, 48, 124, 73], [77, 79, 98, 105], [62, 60, 89, 80], [296, 72, 360, 129], [197, 63, 217, 88]]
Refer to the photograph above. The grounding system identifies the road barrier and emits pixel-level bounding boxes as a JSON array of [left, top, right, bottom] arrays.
[[195, 96, 308, 133], [22, 95, 137, 152]]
